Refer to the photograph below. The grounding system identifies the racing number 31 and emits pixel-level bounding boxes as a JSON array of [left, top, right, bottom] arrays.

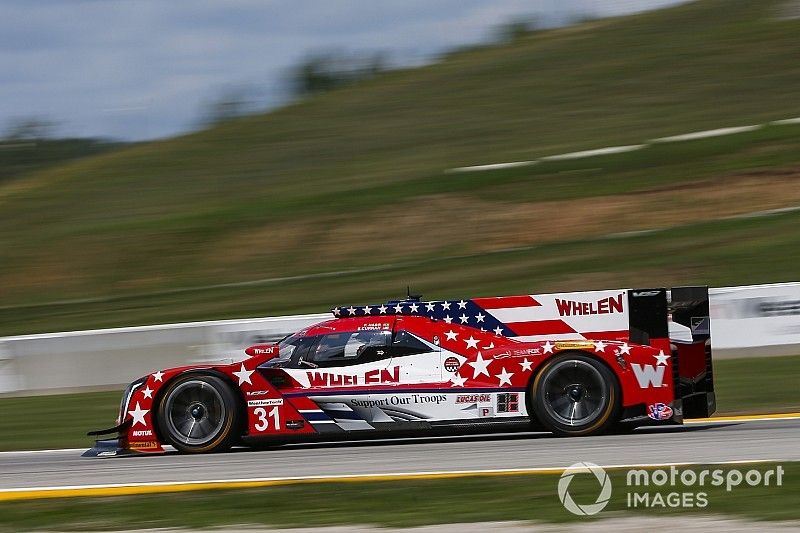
[[254, 407, 280, 431]]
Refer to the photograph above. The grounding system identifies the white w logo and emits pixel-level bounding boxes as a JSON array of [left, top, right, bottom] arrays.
[[631, 363, 665, 388]]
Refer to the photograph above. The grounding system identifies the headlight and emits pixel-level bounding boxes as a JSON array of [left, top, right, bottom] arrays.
[[117, 377, 146, 425]]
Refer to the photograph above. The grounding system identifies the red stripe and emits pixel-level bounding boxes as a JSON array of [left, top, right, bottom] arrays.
[[473, 295, 540, 309], [507, 320, 576, 336], [580, 330, 629, 341]]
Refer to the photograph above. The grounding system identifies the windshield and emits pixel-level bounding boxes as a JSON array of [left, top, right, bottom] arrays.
[[266, 331, 307, 366]]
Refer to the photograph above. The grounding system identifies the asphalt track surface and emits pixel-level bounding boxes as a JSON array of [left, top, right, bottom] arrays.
[[1, 417, 799, 493]]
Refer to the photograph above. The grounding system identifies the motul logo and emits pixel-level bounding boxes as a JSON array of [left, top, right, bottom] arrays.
[[631, 363, 665, 388], [556, 294, 624, 316]]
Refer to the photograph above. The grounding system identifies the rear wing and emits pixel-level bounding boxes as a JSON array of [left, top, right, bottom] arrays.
[[625, 286, 715, 419]]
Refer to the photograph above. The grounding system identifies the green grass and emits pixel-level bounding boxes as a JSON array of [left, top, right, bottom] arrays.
[[1, 354, 798, 452], [0, 463, 797, 531], [0, 390, 121, 451], [2, 206, 800, 336], [3, 0, 800, 333]]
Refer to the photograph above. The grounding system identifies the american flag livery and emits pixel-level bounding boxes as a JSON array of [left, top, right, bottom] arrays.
[[332, 289, 630, 342]]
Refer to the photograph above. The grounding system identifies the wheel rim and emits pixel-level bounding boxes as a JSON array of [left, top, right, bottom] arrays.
[[163, 380, 226, 445], [541, 360, 608, 427]]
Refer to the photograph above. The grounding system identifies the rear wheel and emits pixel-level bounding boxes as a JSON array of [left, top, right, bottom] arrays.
[[531, 352, 619, 436], [156, 374, 240, 453]]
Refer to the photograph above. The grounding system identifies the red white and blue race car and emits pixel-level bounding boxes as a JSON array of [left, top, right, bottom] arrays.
[[86, 286, 715, 456]]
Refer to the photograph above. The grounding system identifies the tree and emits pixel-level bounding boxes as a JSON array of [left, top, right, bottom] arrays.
[[3, 117, 57, 141], [288, 51, 388, 98]]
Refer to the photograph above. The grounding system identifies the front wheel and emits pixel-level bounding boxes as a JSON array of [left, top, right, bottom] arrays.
[[156, 374, 240, 453], [531, 352, 619, 436]]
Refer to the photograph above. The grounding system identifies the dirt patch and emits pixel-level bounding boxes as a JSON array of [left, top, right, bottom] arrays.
[[208, 170, 800, 272]]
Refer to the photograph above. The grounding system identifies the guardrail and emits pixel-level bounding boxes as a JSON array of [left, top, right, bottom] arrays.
[[1, 283, 799, 396]]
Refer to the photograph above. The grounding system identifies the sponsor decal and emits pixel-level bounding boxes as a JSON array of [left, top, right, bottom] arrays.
[[647, 402, 673, 420], [631, 363, 666, 388], [246, 390, 272, 396], [497, 392, 520, 413], [248, 399, 284, 407], [555, 341, 595, 351], [131, 429, 153, 437], [245, 344, 278, 356], [456, 394, 491, 404], [129, 441, 160, 449], [631, 290, 661, 298], [497, 348, 542, 359], [555, 294, 624, 316], [443, 356, 461, 372], [308, 366, 400, 387], [358, 322, 392, 331], [351, 394, 447, 408], [479, 406, 494, 417], [690, 316, 710, 335]]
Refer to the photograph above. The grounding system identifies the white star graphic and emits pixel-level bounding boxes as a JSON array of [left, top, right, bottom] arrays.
[[459, 314, 469, 324], [152, 370, 164, 382], [444, 315, 453, 323], [233, 363, 254, 386], [594, 340, 607, 353], [464, 336, 479, 350], [425, 302, 436, 312], [333, 308, 341, 316], [141, 386, 153, 399], [409, 303, 419, 313], [450, 374, 467, 387], [393, 303, 404, 313], [445, 330, 459, 342], [617, 343, 632, 356], [496, 367, 514, 387], [467, 352, 491, 378], [457, 300, 468, 309], [542, 341, 554, 354], [655, 351, 671, 366], [129, 402, 149, 427], [378, 304, 388, 314], [493, 326, 504, 336], [363, 305, 372, 315], [520, 358, 533, 372], [441, 301, 451, 311], [475, 313, 485, 323], [347, 306, 357, 316]]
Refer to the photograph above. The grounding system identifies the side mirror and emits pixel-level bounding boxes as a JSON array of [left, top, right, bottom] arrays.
[[245, 344, 279, 359]]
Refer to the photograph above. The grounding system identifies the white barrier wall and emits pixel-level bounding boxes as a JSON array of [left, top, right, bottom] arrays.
[[0, 314, 326, 395], [2, 283, 800, 396], [709, 283, 800, 357]]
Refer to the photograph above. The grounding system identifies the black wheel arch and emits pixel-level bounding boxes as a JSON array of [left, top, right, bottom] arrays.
[[151, 368, 248, 446], [526, 349, 623, 432]]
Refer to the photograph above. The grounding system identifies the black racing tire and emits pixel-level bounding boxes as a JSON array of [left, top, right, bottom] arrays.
[[156, 374, 240, 453], [531, 352, 620, 437]]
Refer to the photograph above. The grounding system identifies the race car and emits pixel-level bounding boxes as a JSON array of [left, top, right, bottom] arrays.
[[85, 286, 715, 456]]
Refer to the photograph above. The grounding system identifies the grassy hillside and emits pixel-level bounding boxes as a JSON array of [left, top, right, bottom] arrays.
[[2, 0, 800, 334]]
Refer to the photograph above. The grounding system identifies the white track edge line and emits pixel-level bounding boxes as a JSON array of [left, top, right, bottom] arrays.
[[0, 459, 781, 493]]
